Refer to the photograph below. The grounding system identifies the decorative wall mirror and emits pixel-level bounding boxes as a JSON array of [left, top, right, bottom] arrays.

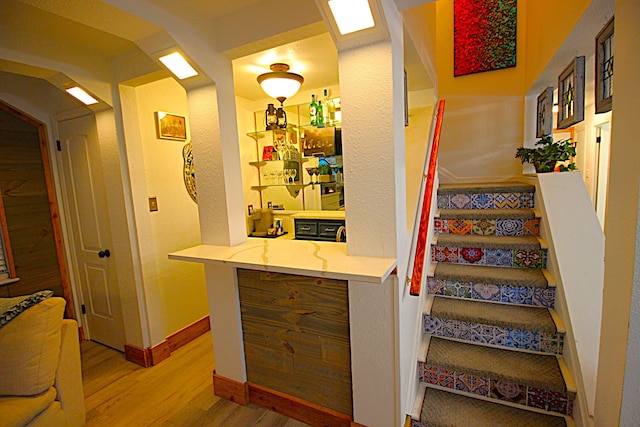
[[595, 17, 614, 114], [536, 86, 554, 137], [557, 56, 585, 129]]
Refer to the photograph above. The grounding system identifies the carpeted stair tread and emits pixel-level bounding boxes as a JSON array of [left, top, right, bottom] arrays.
[[431, 296, 556, 333], [438, 182, 535, 195], [420, 387, 567, 427], [438, 208, 536, 220], [434, 263, 548, 288], [427, 337, 566, 392], [436, 234, 541, 250]]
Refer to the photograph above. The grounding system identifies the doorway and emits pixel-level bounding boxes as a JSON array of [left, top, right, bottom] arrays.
[[57, 114, 126, 351], [594, 122, 611, 228]]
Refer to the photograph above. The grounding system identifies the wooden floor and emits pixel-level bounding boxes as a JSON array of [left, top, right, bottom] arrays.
[[81, 332, 310, 426]]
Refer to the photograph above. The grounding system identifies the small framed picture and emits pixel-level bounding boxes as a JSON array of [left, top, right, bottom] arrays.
[[595, 17, 614, 114], [155, 111, 187, 140], [557, 56, 585, 129], [262, 145, 274, 161], [536, 87, 554, 138]]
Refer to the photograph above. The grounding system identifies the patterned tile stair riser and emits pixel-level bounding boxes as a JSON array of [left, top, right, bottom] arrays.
[[418, 364, 574, 416], [423, 316, 564, 354], [437, 191, 535, 210], [432, 246, 548, 269], [427, 277, 556, 308], [434, 217, 541, 237]]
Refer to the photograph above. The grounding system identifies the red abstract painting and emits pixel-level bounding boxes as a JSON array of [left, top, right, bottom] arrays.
[[454, 0, 517, 77]]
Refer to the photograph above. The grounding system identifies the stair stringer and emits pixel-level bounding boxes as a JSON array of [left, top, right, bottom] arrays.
[[521, 175, 601, 427], [402, 171, 440, 424]]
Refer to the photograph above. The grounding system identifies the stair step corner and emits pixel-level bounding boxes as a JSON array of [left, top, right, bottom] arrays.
[[410, 382, 428, 420], [549, 308, 566, 333], [418, 334, 431, 363], [557, 355, 578, 394]]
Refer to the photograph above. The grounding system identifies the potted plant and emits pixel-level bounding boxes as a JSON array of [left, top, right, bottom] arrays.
[[317, 163, 333, 182], [515, 135, 577, 173]]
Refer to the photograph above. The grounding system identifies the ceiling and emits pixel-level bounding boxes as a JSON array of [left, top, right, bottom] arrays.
[[0, 0, 431, 103]]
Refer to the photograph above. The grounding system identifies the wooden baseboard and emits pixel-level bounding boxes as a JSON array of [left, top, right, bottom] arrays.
[[124, 344, 152, 367], [248, 382, 352, 427], [167, 315, 210, 352], [213, 371, 249, 405], [125, 315, 210, 368]]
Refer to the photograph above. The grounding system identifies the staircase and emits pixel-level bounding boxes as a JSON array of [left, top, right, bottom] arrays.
[[411, 182, 575, 427]]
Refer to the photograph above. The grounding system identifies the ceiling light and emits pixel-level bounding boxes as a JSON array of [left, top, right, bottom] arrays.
[[65, 87, 98, 105], [159, 52, 199, 80], [257, 63, 304, 106], [328, 0, 375, 35]]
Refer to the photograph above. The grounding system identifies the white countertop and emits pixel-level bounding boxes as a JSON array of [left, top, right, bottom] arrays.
[[291, 210, 346, 220], [168, 238, 396, 284]]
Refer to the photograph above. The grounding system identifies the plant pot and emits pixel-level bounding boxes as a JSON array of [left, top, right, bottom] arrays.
[[318, 175, 334, 183], [534, 161, 558, 173]]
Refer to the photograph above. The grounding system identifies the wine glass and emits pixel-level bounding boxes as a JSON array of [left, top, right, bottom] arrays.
[[262, 169, 269, 186], [276, 169, 283, 185], [269, 170, 276, 185], [283, 169, 291, 184], [306, 167, 315, 184], [312, 167, 319, 184], [290, 168, 297, 183]]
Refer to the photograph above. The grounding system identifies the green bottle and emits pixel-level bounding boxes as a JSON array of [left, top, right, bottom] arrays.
[[309, 94, 318, 126], [317, 101, 324, 128]]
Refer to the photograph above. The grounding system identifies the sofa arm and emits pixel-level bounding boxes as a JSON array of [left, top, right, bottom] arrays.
[[55, 320, 85, 427]]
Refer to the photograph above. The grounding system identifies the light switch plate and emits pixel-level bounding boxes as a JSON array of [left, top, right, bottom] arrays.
[[149, 197, 158, 212]]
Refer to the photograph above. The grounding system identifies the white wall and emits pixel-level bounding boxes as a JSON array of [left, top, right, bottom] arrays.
[[122, 77, 208, 344]]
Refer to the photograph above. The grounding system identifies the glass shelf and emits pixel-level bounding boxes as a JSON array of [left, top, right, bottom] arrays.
[[252, 181, 342, 191], [249, 158, 309, 168], [246, 127, 298, 141]]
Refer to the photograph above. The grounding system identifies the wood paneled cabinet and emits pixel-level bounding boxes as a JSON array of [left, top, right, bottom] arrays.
[[237, 269, 352, 417]]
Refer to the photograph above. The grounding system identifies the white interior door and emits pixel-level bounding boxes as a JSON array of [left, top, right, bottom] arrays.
[[58, 115, 125, 351]]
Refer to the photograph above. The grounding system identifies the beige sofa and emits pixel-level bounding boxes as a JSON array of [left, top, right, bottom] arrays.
[[0, 296, 85, 427]]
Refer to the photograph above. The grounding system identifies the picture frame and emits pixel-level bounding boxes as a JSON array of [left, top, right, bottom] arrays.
[[262, 145, 274, 161], [595, 17, 614, 114], [155, 111, 187, 140], [536, 86, 554, 138], [557, 56, 585, 129]]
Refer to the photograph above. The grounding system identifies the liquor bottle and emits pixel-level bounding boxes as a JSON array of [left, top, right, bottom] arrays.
[[317, 101, 324, 128], [309, 94, 318, 126], [323, 89, 335, 126]]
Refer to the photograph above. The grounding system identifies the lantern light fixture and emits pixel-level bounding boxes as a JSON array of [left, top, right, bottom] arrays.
[[257, 63, 304, 106]]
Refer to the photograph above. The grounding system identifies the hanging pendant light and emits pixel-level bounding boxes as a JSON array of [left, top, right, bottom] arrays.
[[257, 63, 304, 106]]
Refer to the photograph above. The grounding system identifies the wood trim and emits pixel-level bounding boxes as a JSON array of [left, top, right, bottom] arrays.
[[150, 340, 171, 365], [248, 382, 352, 427], [213, 372, 249, 405], [124, 344, 152, 368], [124, 316, 211, 367], [37, 124, 74, 319], [0, 195, 16, 278], [166, 315, 210, 352]]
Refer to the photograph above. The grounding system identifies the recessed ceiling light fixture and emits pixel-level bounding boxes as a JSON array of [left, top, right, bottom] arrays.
[[159, 52, 199, 80], [257, 63, 304, 106], [328, 0, 375, 35], [65, 86, 99, 105]]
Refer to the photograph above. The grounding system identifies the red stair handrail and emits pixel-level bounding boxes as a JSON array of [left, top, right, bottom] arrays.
[[408, 100, 445, 296]]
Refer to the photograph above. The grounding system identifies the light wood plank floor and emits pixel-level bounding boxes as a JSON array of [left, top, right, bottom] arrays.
[[81, 332, 311, 426]]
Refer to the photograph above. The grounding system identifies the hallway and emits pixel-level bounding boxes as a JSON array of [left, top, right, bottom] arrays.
[[81, 333, 310, 426]]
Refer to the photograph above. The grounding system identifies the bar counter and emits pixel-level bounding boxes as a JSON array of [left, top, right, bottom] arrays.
[[168, 237, 396, 284]]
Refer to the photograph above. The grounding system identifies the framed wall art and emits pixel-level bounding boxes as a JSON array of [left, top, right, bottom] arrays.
[[595, 17, 614, 114], [156, 111, 187, 140], [536, 86, 554, 138], [557, 56, 585, 129], [454, 0, 517, 77]]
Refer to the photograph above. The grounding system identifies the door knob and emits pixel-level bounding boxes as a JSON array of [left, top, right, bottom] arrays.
[[98, 249, 111, 258]]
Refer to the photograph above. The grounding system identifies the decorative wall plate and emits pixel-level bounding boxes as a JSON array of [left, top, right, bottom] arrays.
[[182, 142, 197, 203]]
